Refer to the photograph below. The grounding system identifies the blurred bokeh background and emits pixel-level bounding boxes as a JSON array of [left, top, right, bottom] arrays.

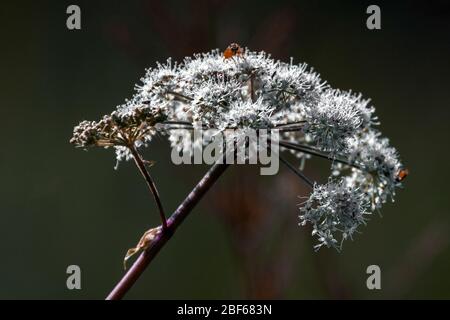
[[0, 0, 449, 299]]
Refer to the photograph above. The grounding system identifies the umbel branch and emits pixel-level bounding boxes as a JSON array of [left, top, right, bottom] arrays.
[[128, 145, 168, 230], [106, 161, 229, 300]]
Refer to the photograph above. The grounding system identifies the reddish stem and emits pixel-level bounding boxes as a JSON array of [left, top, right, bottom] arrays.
[[129, 146, 168, 230], [106, 162, 229, 300]]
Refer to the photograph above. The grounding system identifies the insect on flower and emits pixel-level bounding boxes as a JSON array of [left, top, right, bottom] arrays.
[[396, 168, 409, 182], [223, 43, 244, 59]]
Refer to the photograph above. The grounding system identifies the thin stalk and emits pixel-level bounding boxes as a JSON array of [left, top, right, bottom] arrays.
[[162, 126, 195, 131], [273, 121, 307, 128], [129, 146, 168, 230], [161, 124, 305, 132], [106, 162, 229, 300], [249, 72, 256, 102], [166, 91, 194, 101], [161, 121, 195, 126], [279, 155, 314, 188], [279, 140, 362, 170], [277, 126, 306, 132]]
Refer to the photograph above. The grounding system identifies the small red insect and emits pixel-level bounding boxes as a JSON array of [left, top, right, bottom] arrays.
[[395, 168, 409, 182], [223, 43, 244, 59]]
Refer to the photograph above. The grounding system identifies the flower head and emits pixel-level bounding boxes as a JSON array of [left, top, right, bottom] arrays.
[[303, 89, 364, 153], [300, 178, 371, 250], [70, 45, 406, 251]]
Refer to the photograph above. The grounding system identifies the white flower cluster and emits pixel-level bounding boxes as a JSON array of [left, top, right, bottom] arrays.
[[303, 90, 365, 153], [71, 47, 406, 250], [299, 178, 370, 251]]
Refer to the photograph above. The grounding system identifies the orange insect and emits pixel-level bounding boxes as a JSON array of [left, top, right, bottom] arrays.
[[223, 43, 244, 59], [395, 168, 409, 182]]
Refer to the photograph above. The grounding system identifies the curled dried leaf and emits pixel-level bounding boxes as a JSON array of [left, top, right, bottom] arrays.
[[123, 226, 162, 270]]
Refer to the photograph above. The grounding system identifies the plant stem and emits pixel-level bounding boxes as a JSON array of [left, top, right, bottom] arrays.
[[279, 140, 362, 170], [277, 126, 306, 132], [166, 91, 194, 101], [106, 162, 229, 300], [273, 120, 307, 128], [129, 146, 168, 231], [161, 121, 195, 126], [279, 155, 314, 188], [249, 72, 256, 102]]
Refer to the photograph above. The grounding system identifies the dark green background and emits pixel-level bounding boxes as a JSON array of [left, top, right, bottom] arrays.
[[0, 0, 449, 299]]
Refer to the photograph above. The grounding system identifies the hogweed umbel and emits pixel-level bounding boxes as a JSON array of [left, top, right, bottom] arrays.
[[70, 44, 407, 298]]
